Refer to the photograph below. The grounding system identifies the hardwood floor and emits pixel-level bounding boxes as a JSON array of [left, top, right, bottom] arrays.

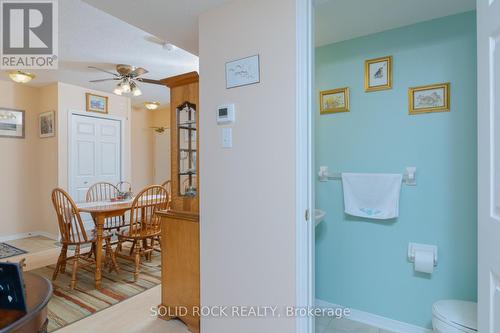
[[0, 236, 63, 271], [2, 236, 189, 333], [57, 286, 189, 333]]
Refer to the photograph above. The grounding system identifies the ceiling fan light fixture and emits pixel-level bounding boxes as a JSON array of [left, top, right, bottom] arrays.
[[9, 70, 35, 83], [120, 80, 131, 93], [144, 102, 160, 110], [113, 85, 123, 95], [132, 86, 142, 96]]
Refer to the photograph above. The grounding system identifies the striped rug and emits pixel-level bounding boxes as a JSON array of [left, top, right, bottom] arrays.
[[31, 252, 161, 332]]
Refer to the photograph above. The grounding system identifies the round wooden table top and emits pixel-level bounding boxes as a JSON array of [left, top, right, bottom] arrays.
[[0, 273, 53, 333]]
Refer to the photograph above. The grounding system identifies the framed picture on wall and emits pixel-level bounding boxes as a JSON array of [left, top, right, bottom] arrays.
[[408, 83, 450, 115], [320, 87, 349, 114], [0, 108, 25, 139], [225, 55, 260, 89], [86, 93, 108, 114], [365, 56, 392, 92], [39, 111, 55, 138]]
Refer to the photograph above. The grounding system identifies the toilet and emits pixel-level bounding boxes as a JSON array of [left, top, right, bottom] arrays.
[[432, 300, 477, 333]]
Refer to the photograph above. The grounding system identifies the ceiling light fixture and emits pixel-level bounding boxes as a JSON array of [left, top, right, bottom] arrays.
[[130, 81, 142, 96], [144, 102, 160, 110], [120, 79, 131, 93], [9, 70, 35, 83], [113, 85, 123, 95]]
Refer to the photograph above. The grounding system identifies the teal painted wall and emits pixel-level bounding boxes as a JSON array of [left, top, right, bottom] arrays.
[[315, 12, 477, 328]]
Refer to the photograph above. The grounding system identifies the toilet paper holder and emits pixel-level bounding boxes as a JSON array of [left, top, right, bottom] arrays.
[[408, 242, 438, 266]]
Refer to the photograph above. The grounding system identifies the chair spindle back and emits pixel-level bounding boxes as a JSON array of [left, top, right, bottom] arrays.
[[52, 188, 88, 244], [128, 185, 169, 235], [86, 182, 120, 202]]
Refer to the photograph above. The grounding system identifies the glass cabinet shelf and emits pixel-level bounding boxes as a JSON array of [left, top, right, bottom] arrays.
[[177, 102, 197, 197]]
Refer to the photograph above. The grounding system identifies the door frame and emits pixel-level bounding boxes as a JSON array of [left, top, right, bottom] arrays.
[[296, 0, 315, 332], [67, 110, 126, 203]]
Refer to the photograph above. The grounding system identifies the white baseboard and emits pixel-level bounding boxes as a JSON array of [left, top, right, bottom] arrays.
[[0, 231, 59, 242], [315, 299, 432, 333]]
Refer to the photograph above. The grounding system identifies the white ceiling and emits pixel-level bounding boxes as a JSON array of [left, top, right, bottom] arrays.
[[315, 0, 476, 47], [82, 0, 232, 56], [0, 0, 200, 107]]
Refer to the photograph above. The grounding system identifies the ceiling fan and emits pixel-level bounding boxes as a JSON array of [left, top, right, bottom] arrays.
[[88, 64, 163, 96]]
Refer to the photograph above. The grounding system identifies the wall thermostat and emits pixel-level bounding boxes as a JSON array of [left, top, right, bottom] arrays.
[[217, 104, 235, 124]]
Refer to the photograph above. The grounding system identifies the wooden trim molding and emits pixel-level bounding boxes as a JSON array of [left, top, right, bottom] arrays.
[[156, 210, 199, 222], [161, 72, 199, 88]]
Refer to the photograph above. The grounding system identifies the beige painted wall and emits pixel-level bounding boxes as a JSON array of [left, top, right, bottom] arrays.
[[0, 81, 43, 237], [131, 106, 154, 191], [37, 84, 59, 236], [152, 104, 170, 129], [152, 105, 171, 184], [199, 0, 298, 332]]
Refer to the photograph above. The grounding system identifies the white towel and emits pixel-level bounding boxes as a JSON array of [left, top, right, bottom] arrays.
[[341, 173, 403, 220]]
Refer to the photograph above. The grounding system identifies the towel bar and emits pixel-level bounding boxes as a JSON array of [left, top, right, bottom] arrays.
[[318, 166, 417, 186]]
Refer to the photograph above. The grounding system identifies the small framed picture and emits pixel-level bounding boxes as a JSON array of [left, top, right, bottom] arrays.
[[408, 83, 450, 115], [225, 55, 260, 89], [0, 108, 25, 139], [365, 56, 392, 92], [86, 93, 108, 114], [39, 111, 55, 138], [320, 87, 349, 114]]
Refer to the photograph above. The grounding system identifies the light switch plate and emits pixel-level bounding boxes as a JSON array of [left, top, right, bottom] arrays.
[[222, 127, 232, 148]]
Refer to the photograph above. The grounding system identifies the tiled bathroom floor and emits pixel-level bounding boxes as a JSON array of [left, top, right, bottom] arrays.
[[316, 316, 393, 333]]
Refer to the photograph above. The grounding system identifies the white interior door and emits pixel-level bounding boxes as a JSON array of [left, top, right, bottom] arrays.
[[478, 1, 500, 331], [154, 130, 171, 184], [70, 114, 122, 203]]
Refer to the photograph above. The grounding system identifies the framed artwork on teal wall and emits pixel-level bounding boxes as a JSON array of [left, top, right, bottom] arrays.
[[320, 87, 349, 114], [364, 55, 392, 92], [408, 82, 450, 115]]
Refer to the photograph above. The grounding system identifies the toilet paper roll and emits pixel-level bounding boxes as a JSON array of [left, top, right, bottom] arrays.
[[414, 251, 434, 274]]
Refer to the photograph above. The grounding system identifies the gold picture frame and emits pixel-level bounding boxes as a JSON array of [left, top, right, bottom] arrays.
[[320, 87, 349, 114], [86, 93, 109, 114], [408, 83, 450, 115], [364, 56, 392, 92]]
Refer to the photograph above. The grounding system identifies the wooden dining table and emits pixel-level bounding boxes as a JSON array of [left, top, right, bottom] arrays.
[[77, 195, 165, 289]]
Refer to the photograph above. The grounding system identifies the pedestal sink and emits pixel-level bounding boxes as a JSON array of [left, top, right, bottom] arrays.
[[315, 209, 326, 227]]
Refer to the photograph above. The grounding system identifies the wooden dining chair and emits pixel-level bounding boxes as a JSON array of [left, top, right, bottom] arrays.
[[52, 188, 118, 289], [114, 185, 168, 281], [160, 180, 172, 207], [86, 182, 127, 232]]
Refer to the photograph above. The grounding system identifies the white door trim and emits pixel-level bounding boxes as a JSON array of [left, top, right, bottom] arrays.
[[296, 0, 314, 332], [67, 110, 126, 200]]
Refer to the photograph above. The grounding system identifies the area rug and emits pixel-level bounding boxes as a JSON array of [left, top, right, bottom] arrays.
[[31, 252, 161, 332], [0, 243, 27, 259]]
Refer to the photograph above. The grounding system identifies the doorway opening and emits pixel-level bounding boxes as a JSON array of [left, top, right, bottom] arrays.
[[307, 1, 478, 332]]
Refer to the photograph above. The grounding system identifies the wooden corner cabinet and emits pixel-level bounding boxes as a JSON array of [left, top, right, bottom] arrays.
[[158, 72, 200, 333], [162, 71, 199, 214]]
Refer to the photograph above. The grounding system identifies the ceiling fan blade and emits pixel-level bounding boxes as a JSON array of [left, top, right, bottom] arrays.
[[130, 67, 148, 77], [137, 77, 164, 85], [88, 66, 119, 77], [89, 78, 120, 83], [116, 64, 133, 76]]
